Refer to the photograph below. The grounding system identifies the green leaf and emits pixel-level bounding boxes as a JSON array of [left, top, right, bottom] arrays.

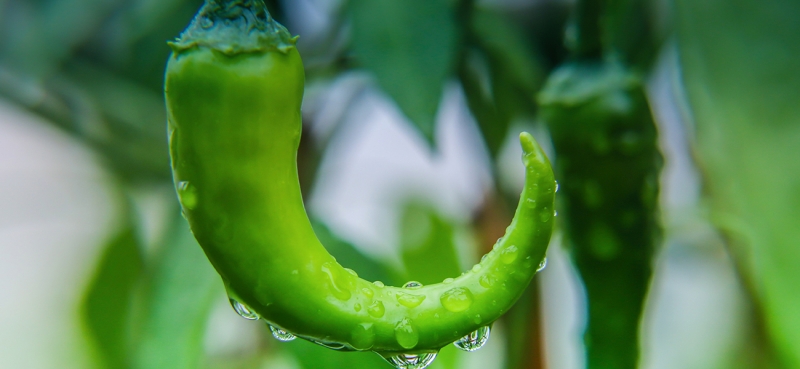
[[399, 202, 461, 285], [461, 8, 546, 158], [349, 0, 459, 145], [471, 8, 545, 95], [675, 0, 800, 366], [82, 225, 143, 369], [133, 215, 221, 369]]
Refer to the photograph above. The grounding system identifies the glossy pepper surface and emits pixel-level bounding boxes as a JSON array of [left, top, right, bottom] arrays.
[[166, 0, 556, 354]]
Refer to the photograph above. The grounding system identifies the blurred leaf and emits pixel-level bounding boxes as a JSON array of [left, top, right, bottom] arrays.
[[675, 0, 800, 367], [287, 338, 388, 369], [312, 219, 400, 285], [60, 61, 171, 182], [461, 8, 545, 158], [471, 8, 544, 95], [0, 0, 123, 77], [82, 225, 143, 369], [460, 49, 510, 159], [133, 215, 221, 369], [428, 344, 460, 369], [399, 203, 461, 285], [349, 0, 459, 145], [503, 282, 543, 369]]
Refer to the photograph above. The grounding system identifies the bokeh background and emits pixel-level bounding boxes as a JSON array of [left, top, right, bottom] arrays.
[[1, 0, 798, 368]]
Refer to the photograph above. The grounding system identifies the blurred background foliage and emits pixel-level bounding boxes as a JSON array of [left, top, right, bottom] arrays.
[[0, 0, 798, 368]]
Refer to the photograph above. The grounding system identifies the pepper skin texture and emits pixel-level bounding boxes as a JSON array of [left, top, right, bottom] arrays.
[[166, 0, 556, 354]]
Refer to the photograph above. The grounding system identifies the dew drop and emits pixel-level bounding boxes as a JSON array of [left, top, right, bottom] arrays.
[[540, 207, 553, 222], [472, 264, 482, 272], [479, 274, 496, 288], [362, 287, 374, 298], [229, 298, 259, 320], [351, 322, 375, 350], [344, 268, 358, 277], [321, 262, 352, 301], [384, 352, 437, 369], [394, 318, 419, 349], [537, 258, 548, 272], [368, 300, 385, 318], [442, 277, 454, 284], [440, 287, 474, 312], [177, 181, 198, 210], [403, 281, 423, 289], [555, 181, 560, 193], [397, 292, 426, 308], [373, 281, 385, 288], [354, 303, 362, 312], [525, 198, 537, 208], [454, 326, 490, 352], [522, 255, 533, 269], [269, 324, 296, 341], [500, 245, 519, 264], [481, 254, 488, 262]]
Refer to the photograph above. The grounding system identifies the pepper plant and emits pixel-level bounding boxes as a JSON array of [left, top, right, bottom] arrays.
[[0, 0, 798, 368]]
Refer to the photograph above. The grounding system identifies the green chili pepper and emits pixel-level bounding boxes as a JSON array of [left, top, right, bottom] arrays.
[[165, 0, 556, 357], [539, 60, 662, 369]]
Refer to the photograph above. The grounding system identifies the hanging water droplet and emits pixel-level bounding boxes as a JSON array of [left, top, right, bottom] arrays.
[[384, 352, 437, 369], [177, 181, 198, 210], [403, 281, 423, 289], [454, 326, 490, 352], [537, 258, 548, 272], [440, 287, 474, 312], [555, 181, 559, 193], [229, 298, 259, 320], [269, 324, 296, 341], [554, 210, 558, 217], [394, 318, 419, 349]]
